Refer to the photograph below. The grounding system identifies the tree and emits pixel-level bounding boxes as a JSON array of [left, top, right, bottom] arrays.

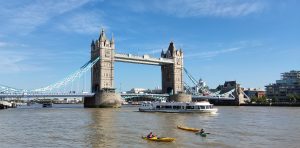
[[250, 96, 258, 103], [287, 94, 297, 103], [295, 94, 300, 102]]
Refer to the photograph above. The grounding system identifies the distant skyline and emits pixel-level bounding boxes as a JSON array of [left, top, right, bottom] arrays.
[[0, 0, 299, 92]]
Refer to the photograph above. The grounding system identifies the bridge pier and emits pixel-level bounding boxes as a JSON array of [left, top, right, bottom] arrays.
[[84, 89, 122, 108]]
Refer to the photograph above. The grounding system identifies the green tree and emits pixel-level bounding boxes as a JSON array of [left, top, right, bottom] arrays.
[[295, 94, 300, 102], [251, 96, 258, 103], [287, 94, 297, 103]]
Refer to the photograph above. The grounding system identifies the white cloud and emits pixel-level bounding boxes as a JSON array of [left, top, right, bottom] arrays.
[[0, 46, 88, 73], [0, 0, 92, 35], [185, 47, 241, 58], [0, 50, 44, 73], [57, 11, 107, 34], [123, 0, 266, 17], [0, 41, 27, 48]]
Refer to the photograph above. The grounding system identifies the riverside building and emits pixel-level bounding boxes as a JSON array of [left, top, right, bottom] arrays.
[[265, 70, 300, 102]]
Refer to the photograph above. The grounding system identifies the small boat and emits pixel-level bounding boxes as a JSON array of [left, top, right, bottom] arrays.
[[42, 103, 53, 108], [177, 125, 200, 132], [142, 136, 175, 142]]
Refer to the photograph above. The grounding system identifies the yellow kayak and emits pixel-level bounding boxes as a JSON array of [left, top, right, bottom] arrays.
[[177, 125, 200, 132], [142, 136, 175, 142]]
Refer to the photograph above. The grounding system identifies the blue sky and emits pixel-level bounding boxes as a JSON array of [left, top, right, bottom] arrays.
[[0, 0, 299, 92]]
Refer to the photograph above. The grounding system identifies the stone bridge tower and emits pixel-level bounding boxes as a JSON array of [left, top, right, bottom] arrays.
[[161, 42, 184, 94], [84, 29, 121, 108], [91, 29, 114, 91], [161, 42, 191, 102]]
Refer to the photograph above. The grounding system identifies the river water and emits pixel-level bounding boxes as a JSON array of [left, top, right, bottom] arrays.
[[0, 104, 299, 148]]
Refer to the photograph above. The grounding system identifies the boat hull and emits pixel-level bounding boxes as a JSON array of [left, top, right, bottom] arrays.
[[177, 125, 200, 132], [139, 108, 218, 113], [142, 136, 175, 142]]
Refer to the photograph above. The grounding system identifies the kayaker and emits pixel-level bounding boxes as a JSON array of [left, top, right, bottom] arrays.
[[199, 129, 205, 134], [147, 132, 155, 138]]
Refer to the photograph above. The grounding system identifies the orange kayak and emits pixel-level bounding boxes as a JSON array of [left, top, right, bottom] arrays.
[[177, 125, 200, 132]]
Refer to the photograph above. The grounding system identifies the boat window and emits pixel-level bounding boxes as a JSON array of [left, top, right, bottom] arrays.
[[156, 106, 160, 109], [173, 106, 181, 109], [165, 106, 172, 109], [200, 106, 205, 109], [186, 106, 194, 109]]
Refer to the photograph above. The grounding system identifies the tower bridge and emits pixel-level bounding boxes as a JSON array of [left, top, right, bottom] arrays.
[[0, 28, 247, 107], [84, 29, 189, 107]]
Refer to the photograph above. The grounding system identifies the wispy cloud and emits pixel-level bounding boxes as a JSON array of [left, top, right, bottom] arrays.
[[57, 11, 107, 34], [119, 0, 266, 17], [184, 40, 265, 59], [0, 50, 46, 73], [185, 47, 241, 58], [0, 45, 89, 73], [0, 41, 27, 48], [0, 0, 92, 35]]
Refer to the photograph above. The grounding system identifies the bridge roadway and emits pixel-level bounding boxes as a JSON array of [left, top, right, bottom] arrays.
[[0, 93, 235, 100], [0, 93, 95, 98], [114, 53, 174, 65], [0, 93, 169, 98]]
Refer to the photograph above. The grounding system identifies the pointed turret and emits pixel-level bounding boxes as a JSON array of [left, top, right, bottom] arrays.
[[91, 40, 95, 46], [110, 33, 114, 44], [167, 41, 176, 57], [161, 49, 165, 57], [91, 40, 95, 50], [99, 28, 106, 42], [110, 33, 115, 49]]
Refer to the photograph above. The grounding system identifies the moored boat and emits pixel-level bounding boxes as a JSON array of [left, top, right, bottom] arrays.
[[139, 101, 218, 113], [42, 103, 53, 108], [142, 136, 175, 142]]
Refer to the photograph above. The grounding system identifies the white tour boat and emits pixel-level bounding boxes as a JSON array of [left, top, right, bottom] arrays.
[[139, 101, 218, 113]]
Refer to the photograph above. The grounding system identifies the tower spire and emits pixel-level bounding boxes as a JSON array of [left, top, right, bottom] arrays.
[[167, 41, 176, 57], [161, 49, 164, 57], [99, 28, 106, 41], [110, 33, 114, 44]]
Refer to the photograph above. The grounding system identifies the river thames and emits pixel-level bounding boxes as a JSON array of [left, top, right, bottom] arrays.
[[0, 104, 299, 148]]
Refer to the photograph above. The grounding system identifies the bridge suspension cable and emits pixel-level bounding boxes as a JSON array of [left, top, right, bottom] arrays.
[[32, 57, 100, 92], [183, 68, 211, 94], [0, 84, 27, 93]]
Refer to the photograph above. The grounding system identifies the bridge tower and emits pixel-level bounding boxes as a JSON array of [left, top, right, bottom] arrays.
[[84, 29, 121, 108], [161, 42, 191, 102]]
